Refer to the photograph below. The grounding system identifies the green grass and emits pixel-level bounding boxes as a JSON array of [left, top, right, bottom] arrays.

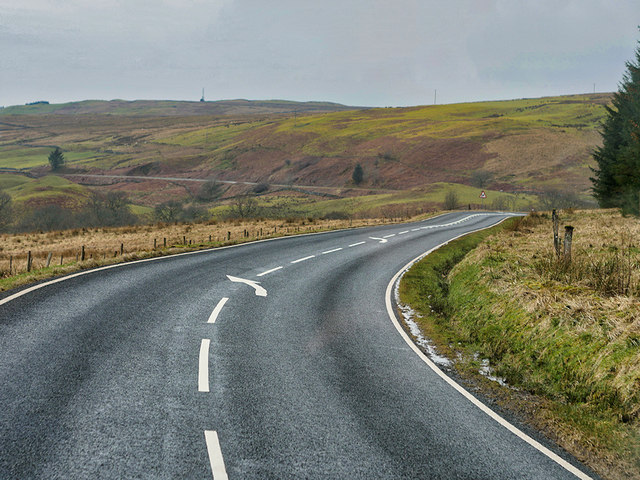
[[0, 173, 31, 190], [399, 215, 640, 478], [6, 175, 89, 207], [0, 146, 101, 169]]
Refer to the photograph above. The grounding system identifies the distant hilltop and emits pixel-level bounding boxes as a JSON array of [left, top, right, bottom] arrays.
[[0, 99, 366, 116]]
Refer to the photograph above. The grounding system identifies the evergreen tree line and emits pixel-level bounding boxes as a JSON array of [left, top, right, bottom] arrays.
[[591, 33, 640, 215]]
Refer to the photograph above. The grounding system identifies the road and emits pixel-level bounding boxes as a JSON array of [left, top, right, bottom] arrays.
[[0, 212, 596, 479]]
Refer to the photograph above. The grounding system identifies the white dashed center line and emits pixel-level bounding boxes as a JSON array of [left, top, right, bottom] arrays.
[[383, 234, 396, 238], [348, 241, 366, 247], [208, 298, 229, 324], [291, 255, 315, 264], [398, 231, 409, 235], [204, 431, 229, 480], [256, 266, 283, 277], [198, 339, 211, 392], [322, 248, 343, 254]]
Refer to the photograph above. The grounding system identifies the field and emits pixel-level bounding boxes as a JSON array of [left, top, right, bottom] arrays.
[[0, 94, 607, 216], [399, 210, 640, 480], [0, 215, 405, 292]]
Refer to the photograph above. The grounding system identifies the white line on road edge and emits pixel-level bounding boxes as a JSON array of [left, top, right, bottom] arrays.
[[348, 241, 366, 247], [204, 430, 229, 480], [226, 275, 267, 297], [256, 266, 283, 277], [0, 211, 482, 307], [291, 255, 315, 264], [384, 219, 592, 480], [198, 339, 211, 393], [321, 247, 343, 254], [208, 298, 229, 324]]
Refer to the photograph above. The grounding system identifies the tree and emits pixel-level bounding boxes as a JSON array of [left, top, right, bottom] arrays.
[[591, 33, 640, 215], [470, 170, 493, 188], [48, 147, 65, 171], [0, 191, 12, 232], [352, 163, 364, 185], [196, 180, 223, 202], [443, 190, 459, 210]]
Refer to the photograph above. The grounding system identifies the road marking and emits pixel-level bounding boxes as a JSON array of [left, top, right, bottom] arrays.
[[385, 218, 593, 480], [204, 431, 229, 480], [368, 236, 388, 244], [348, 241, 366, 247], [226, 275, 267, 297], [321, 247, 343, 254], [199, 339, 211, 392], [383, 234, 396, 238], [208, 298, 229, 324], [398, 231, 409, 235], [256, 266, 283, 277], [291, 255, 315, 264], [411, 228, 421, 231]]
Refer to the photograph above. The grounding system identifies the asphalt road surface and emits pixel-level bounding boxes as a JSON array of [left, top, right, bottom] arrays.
[[0, 212, 597, 479]]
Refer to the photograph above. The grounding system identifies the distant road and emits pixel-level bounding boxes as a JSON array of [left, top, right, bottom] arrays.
[[0, 213, 596, 478], [62, 173, 400, 194]]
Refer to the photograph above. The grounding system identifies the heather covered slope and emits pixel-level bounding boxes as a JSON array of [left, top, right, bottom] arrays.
[[0, 94, 608, 208]]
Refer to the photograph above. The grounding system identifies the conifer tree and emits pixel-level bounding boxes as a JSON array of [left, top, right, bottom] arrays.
[[591, 33, 640, 215], [48, 147, 65, 171], [352, 163, 364, 185]]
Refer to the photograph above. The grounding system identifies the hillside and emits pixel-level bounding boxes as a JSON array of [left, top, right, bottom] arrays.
[[0, 99, 361, 117], [0, 94, 608, 211]]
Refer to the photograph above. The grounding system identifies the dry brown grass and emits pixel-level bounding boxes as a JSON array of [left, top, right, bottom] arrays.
[[0, 216, 394, 289]]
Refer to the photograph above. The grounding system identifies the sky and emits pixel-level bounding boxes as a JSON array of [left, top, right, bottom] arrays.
[[1, 0, 639, 108]]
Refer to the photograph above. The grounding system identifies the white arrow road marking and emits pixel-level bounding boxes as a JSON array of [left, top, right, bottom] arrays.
[[226, 275, 267, 297], [208, 298, 229, 324], [291, 255, 315, 264], [199, 339, 211, 392], [256, 266, 283, 277], [204, 431, 229, 480], [369, 236, 388, 244]]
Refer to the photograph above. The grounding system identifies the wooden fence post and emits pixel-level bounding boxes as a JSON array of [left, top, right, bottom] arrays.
[[164, 238, 167, 248], [154, 238, 157, 249], [9, 255, 12, 275], [60, 254, 63, 265], [46, 252, 52, 268], [552, 209, 560, 257], [27, 251, 32, 272], [120, 243, 124, 255], [564, 226, 574, 263], [81, 245, 85, 261]]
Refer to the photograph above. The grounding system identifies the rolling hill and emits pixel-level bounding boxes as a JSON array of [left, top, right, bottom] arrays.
[[0, 94, 608, 213]]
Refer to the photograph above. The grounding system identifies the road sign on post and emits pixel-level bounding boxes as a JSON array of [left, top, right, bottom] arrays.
[[480, 190, 486, 208]]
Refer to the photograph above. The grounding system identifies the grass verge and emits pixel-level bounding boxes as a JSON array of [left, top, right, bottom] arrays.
[[398, 212, 640, 480]]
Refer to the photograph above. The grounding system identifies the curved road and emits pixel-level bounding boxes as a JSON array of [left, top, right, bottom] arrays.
[[0, 212, 596, 479]]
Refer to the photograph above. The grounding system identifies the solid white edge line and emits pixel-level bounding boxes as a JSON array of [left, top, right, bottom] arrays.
[[384, 217, 592, 480], [291, 255, 315, 264], [0, 211, 472, 307], [198, 339, 211, 392], [204, 430, 229, 480], [256, 266, 283, 277], [321, 247, 343, 254], [208, 298, 229, 324], [348, 241, 366, 247]]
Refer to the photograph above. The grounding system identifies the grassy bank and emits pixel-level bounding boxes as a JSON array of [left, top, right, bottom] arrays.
[[399, 210, 640, 480]]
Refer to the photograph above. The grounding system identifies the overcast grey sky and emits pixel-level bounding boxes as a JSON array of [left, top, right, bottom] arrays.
[[1, 0, 638, 107]]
